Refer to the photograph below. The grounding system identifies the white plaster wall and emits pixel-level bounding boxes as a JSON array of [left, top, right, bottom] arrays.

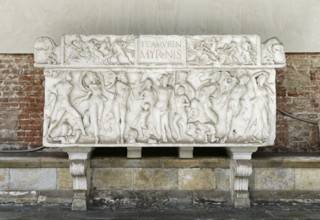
[[0, 0, 319, 53]]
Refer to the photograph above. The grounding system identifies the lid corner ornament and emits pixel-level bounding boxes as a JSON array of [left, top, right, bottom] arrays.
[[261, 37, 286, 66], [34, 37, 61, 65]]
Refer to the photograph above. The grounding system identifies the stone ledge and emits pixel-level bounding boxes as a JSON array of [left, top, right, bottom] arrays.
[[252, 153, 320, 168], [93, 157, 229, 169], [0, 153, 320, 169], [0, 152, 68, 168]]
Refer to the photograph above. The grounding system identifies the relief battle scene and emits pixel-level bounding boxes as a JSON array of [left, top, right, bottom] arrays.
[[187, 35, 258, 66], [64, 35, 136, 65], [43, 68, 276, 146]]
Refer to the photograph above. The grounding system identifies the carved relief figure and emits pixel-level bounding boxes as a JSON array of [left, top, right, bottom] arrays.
[[114, 72, 130, 143], [124, 72, 144, 139], [196, 83, 218, 125], [65, 35, 135, 65], [221, 71, 250, 143], [138, 103, 151, 139], [45, 72, 86, 141], [215, 71, 237, 106], [43, 88, 57, 137], [67, 35, 86, 61], [220, 40, 242, 65], [139, 78, 157, 139], [74, 71, 110, 144], [188, 39, 218, 65], [105, 38, 135, 65], [198, 71, 221, 99], [173, 86, 190, 140], [154, 74, 174, 142], [186, 122, 217, 143], [185, 77, 219, 143], [240, 36, 256, 65], [187, 36, 257, 66], [185, 123, 198, 143], [87, 39, 105, 64], [175, 71, 195, 100], [99, 37, 112, 57], [56, 120, 81, 144], [126, 128, 139, 144], [140, 78, 157, 107], [246, 71, 273, 143]]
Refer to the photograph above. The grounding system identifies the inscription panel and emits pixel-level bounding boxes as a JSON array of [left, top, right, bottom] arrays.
[[138, 36, 186, 64]]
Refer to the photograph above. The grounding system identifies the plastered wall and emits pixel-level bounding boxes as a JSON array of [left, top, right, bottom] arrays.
[[0, 0, 319, 53]]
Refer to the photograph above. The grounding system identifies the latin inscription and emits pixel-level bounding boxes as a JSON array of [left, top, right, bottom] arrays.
[[138, 36, 186, 64]]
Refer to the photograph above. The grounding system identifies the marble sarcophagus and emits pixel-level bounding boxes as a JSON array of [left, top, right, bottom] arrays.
[[35, 35, 285, 152], [34, 35, 285, 209]]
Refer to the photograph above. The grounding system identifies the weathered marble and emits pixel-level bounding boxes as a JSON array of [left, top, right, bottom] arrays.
[[35, 35, 285, 149]]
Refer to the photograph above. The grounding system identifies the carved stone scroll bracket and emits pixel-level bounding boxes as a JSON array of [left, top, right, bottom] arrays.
[[226, 147, 257, 208], [63, 147, 94, 211], [179, 147, 194, 159], [127, 147, 142, 158]]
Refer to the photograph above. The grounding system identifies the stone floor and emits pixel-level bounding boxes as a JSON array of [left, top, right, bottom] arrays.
[[1, 202, 320, 220]]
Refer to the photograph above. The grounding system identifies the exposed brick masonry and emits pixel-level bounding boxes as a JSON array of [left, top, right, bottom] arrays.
[[270, 54, 320, 152], [0, 55, 44, 149], [0, 54, 319, 152]]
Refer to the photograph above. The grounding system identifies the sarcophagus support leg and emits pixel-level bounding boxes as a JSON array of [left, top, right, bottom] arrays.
[[63, 147, 94, 211], [179, 147, 194, 159], [227, 147, 257, 208], [127, 147, 142, 158]]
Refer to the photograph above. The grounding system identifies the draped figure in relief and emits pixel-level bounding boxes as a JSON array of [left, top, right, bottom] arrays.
[[222, 71, 250, 143], [139, 78, 157, 140], [246, 71, 273, 143], [74, 71, 112, 144], [153, 74, 174, 143]]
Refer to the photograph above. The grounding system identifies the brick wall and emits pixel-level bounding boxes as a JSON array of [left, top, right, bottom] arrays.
[[0, 54, 319, 152], [270, 54, 320, 153], [0, 55, 44, 149]]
